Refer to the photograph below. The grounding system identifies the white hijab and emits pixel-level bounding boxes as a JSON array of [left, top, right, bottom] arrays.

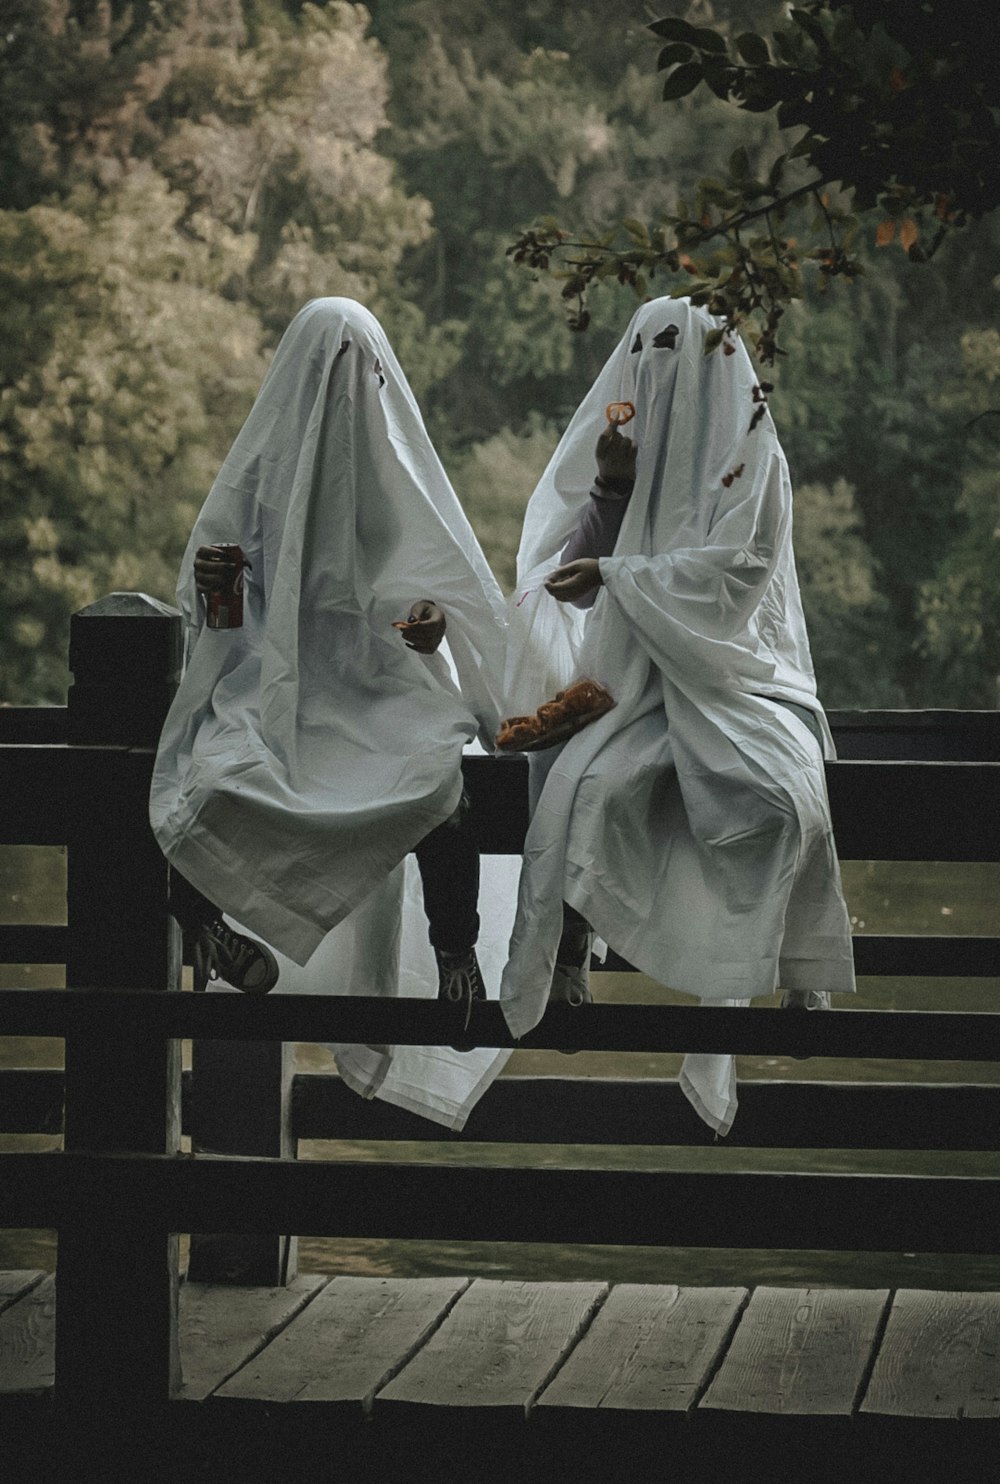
[[151, 298, 512, 1129], [500, 297, 855, 1133]]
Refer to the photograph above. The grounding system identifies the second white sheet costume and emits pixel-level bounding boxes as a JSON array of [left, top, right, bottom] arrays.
[[150, 298, 512, 1130], [500, 297, 856, 1134]]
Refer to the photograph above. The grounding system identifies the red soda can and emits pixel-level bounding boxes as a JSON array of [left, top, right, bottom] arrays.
[[205, 544, 250, 629]]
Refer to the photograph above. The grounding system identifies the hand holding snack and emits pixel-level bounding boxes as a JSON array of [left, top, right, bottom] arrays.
[[597, 402, 637, 486], [393, 599, 446, 654]]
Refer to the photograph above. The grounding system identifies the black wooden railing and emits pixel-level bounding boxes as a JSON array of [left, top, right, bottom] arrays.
[[1, 593, 999, 1411]]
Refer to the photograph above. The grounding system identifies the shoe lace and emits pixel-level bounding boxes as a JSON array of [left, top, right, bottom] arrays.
[[439, 955, 483, 1032], [199, 919, 256, 985]]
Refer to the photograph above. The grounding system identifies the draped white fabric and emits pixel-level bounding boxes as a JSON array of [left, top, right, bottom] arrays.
[[150, 298, 512, 1129], [500, 297, 855, 1134]]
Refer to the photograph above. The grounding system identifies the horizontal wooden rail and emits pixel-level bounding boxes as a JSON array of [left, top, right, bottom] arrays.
[[600, 935, 1000, 977], [3, 747, 1000, 858], [825, 708, 1000, 760], [3, 703, 997, 756], [0, 744, 153, 846], [3, 926, 997, 976], [0, 706, 68, 745], [4, 988, 1000, 1059], [4, 1068, 999, 1150], [0, 925, 69, 963], [5, 1149, 1000, 1253], [293, 1074, 1000, 1151]]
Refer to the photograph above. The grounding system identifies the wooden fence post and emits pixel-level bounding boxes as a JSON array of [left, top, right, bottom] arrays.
[[187, 1035, 298, 1285], [58, 592, 184, 1406]]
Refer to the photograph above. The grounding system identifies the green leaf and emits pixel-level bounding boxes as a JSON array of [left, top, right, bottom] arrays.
[[701, 57, 734, 100], [648, 17, 702, 42], [661, 62, 703, 100], [790, 7, 826, 49], [704, 327, 725, 353], [657, 43, 693, 70], [729, 146, 750, 179], [689, 26, 728, 54], [735, 32, 770, 66], [622, 217, 650, 244], [787, 132, 814, 159], [773, 28, 802, 64]]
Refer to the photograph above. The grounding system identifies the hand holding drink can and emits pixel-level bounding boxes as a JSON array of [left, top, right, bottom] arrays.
[[195, 544, 251, 629]]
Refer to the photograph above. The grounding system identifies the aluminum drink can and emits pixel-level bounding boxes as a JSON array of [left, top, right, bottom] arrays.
[[205, 544, 249, 629]]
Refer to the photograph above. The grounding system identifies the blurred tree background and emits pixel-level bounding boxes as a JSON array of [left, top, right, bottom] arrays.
[[1, 0, 997, 706]]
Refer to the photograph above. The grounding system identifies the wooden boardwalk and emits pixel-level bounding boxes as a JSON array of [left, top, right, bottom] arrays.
[[3, 1270, 999, 1480]]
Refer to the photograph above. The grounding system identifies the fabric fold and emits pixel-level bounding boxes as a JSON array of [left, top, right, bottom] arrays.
[[499, 297, 855, 1134]]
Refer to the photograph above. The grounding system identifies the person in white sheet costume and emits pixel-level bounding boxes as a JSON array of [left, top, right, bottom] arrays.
[[499, 296, 856, 1135], [150, 298, 513, 1131]]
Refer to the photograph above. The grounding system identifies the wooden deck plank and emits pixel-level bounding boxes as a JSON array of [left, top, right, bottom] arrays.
[[536, 1284, 748, 1414], [0, 1275, 55, 1396], [861, 1290, 1000, 1419], [0, 1271, 45, 1317], [179, 1274, 329, 1401], [700, 1286, 890, 1416], [216, 1276, 470, 1409], [377, 1279, 608, 1416]]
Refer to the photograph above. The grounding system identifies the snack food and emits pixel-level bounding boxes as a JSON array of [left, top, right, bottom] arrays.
[[605, 401, 636, 427], [496, 679, 616, 752]]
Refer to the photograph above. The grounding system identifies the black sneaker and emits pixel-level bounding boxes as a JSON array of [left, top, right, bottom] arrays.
[[436, 947, 485, 1049], [193, 916, 279, 995]]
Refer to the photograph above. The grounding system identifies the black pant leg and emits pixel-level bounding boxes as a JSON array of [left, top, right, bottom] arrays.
[[413, 797, 481, 955]]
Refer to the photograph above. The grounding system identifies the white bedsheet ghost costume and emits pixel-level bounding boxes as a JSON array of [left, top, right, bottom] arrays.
[[150, 298, 513, 1130], [499, 297, 856, 1134]]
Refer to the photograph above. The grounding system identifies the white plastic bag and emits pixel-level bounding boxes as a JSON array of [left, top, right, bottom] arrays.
[[501, 574, 585, 720]]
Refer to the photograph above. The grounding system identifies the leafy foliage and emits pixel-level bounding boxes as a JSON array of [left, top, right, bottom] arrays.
[[0, 0, 439, 700], [508, 1, 1000, 364], [1, 0, 997, 708]]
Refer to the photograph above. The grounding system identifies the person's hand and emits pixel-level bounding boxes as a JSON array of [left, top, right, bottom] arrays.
[[194, 546, 237, 595], [395, 599, 446, 653], [544, 559, 603, 604], [596, 424, 636, 486]]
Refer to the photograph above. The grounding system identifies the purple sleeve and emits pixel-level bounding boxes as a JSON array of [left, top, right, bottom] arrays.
[[559, 478, 634, 608]]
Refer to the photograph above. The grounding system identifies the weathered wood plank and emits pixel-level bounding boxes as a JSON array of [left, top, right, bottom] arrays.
[[216, 1276, 470, 1408], [8, 1154, 1000, 1254], [0, 1275, 55, 1396], [700, 1286, 890, 1416], [861, 1289, 1000, 1419], [6, 990, 1000, 1062], [536, 1284, 748, 1413], [179, 1274, 328, 1401], [0, 1272, 45, 1316], [377, 1280, 607, 1416]]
